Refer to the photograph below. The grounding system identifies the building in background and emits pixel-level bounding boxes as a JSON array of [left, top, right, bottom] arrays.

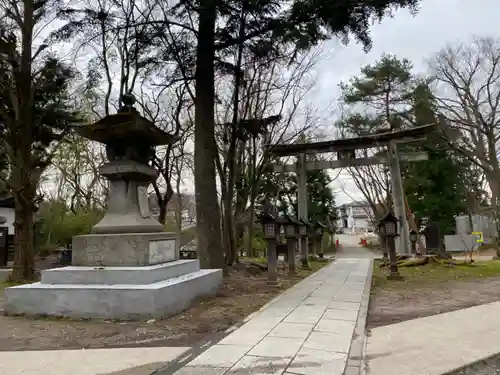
[[149, 193, 196, 223], [337, 201, 374, 234], [0, 196, 14, 235]]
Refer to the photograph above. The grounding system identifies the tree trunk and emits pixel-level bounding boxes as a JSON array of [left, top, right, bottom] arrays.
[[246, 190, 256, 257], [158, 203, 167, 225], [194, 1, 224, 269], [246, 137, 259, 257], [156, 182, 173, 225], [10, 163, 36, 282], [175, 174, 182, 254]]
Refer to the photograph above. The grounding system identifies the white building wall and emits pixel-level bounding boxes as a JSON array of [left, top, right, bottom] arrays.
[[0, 207, 15, 234]]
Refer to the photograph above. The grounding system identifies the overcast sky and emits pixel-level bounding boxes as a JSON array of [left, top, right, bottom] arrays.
[[318, 0, 500, 205]]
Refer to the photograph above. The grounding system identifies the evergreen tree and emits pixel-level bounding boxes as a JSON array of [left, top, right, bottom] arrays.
[[257, 156, 336, 224], [402, 84, 468, 233]]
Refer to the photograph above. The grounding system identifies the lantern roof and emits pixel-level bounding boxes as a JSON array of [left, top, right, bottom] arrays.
[[75, 111, 177, 146], [377, 211, 398, 225], [299, 218, 311, 226], [258, 210, 279, 223], [74, 94, 177, 146], [278, 215, 301, 226]]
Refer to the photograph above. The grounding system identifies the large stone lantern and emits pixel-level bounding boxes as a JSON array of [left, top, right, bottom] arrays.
[[76, 94, 176, 235], [4, 95, 223, 320], [70, 94, 179, 266]]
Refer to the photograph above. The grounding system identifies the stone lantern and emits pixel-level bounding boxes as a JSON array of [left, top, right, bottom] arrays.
[[4, 94, 223, 320], [378, 211, 403, 280], [259, 210, 280, 286], [314, 221, 326, 258], [282, 215, 301, 275], [75, 94, 176, 237], [409, 229, 418, 254], [299, 218, 312, 270], [69, 93, 181, 266]]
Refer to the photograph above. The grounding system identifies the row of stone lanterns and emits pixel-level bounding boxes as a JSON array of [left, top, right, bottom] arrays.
[[259, 211, 329, 286]]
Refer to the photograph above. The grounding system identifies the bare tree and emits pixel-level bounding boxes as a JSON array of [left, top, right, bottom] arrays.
[[139, 84, 193, 224], [48, 134, 107, 211], [336, 111, 391, 221], [429, 37, 500, 211], [55, 0, 158, 116], [214, 50, 324, 260]]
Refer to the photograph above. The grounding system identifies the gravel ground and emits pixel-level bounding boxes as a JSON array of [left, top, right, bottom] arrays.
[[447, 354, 500, 375]]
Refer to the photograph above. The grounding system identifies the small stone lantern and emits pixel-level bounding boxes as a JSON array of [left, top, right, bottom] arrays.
[[299, 218, 312, 270], [259, 210, 280, 286], [282, 216, 299, 240], [378, 211, 403, 280], [298, 219, 309, 238], [260, 211, 279, 240], [283, 216, 301, 275], [409, 229, 418, 254], [314, 221, 326, 258]]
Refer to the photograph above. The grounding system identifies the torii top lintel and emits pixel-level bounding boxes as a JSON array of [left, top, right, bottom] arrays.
[[266, 123, 437, 157]]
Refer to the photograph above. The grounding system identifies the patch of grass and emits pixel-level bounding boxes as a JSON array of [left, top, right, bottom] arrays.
[[0, 280, 27, 295], [240, 256, 328, 277], [372, 259, 500, 291], [240, 256, 266, 264]]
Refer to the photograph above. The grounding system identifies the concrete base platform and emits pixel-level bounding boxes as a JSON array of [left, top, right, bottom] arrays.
[[41, 259, 200, 285], [5, 268, 222, 320]]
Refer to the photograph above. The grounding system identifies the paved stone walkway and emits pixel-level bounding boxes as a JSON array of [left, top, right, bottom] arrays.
[[0, 346, 190, 375], [173, 258, 373, 375], [366, 300, 500, 375]]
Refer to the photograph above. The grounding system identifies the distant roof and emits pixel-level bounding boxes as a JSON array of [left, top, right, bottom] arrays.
[[340, 201, 370, 208]]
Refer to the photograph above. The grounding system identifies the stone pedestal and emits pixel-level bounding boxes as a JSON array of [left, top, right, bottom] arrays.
[[72, 232, 178, 266]]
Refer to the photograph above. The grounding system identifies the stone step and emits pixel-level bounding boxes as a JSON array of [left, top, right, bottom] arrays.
[[5, 269, 223, 320], [40, 259, 200, 285]]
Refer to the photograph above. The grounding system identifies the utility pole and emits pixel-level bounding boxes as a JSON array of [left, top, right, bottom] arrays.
[[388, 141, 410, 254]]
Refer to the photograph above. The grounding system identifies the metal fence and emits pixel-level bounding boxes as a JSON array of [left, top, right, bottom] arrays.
[[455, 215, 497, 239]]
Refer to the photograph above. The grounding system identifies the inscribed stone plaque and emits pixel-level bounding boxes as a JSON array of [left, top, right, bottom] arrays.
[[149, 239, 176, 264], [137, 186, 151, 218]]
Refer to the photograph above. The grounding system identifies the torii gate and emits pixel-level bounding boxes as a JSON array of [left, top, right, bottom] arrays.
[[265, 123, 437, 261]]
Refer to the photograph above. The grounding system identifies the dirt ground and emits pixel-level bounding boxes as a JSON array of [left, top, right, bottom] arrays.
[[0, 261, 325, 352], [368, 261, 500, 329]]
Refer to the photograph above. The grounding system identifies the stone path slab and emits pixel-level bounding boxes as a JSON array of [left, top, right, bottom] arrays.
[[173, 258, 372, 375], [0, 346, 190, 375], [366, 300, 500, 375]]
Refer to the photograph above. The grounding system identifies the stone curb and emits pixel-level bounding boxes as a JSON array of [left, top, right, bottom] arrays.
[[439, 352, 500, 375], [344, 259, 374, 375]]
